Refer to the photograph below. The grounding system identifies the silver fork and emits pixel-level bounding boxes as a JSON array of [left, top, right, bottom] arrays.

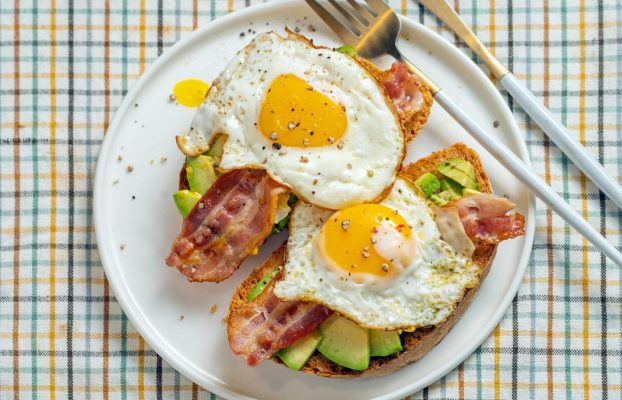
[[304, 0, 622, 266]]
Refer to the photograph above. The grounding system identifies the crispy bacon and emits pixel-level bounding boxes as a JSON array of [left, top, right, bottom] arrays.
[[454, 193, 526, 244], [166, 168, 285, 282], [379, 61, 424, 118], [228, 288, 333, 366]]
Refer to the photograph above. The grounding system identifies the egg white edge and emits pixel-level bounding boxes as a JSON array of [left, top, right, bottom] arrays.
[[176, 30, 408, 210], [272, 177, 483, 331]]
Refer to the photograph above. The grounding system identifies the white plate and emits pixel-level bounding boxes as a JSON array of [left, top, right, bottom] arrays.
[[94, 2, 535, 399]]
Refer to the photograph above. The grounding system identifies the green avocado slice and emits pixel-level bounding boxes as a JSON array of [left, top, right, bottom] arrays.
[[186, 155, 217, 195], [277, 330, 322, 371], [429, 193, 448, 206], [173, 190, 202, 218], [439, 178, 463, 198], [462, 188, 481, 197], [246, 267, 282, 301], [317, 314, 369, 371], [335, 44, 357, 57], [436, 158, 478, 190], [205, 134, 227, 166], [415, 172, 441, 198], [369, 330, 403, 357]]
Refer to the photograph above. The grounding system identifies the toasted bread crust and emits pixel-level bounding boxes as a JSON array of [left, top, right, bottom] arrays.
[[225, 245, 287, 339], [355, 57, 433, 145], [226, 143, 498, 378]]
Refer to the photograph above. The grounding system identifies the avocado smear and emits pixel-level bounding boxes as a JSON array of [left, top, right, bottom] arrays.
[[246, 266, 282, 301]]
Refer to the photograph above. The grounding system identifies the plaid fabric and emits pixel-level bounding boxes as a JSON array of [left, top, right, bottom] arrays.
[[1, 0, 620, 398]]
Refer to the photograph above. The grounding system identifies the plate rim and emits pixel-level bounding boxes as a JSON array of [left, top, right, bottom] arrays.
[[94, 2, 536, 399]]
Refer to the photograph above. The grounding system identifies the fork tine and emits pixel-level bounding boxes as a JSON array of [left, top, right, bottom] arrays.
[[346, 0, 376, 19], [304, 0, 360, 43], [327, 0, 368, 30], [362, 0, 390, 15]]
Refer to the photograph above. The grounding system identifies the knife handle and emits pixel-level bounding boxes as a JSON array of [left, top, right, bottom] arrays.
[[499, 72, 622, 209]]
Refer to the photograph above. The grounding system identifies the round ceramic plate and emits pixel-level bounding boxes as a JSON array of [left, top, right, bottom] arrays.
[[94, 2, 535, 399]]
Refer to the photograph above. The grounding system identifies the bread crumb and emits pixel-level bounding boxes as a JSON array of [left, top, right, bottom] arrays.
[[160, 156, 167, 163], [127, 165, 134, 173], [117, 155, 122, 162], [210, 304, 218, 314]]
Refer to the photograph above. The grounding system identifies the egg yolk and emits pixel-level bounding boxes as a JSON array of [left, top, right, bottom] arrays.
[[317, 204, 416, 283], [173, 78, 210, 108], [259, 74, 347, 147]]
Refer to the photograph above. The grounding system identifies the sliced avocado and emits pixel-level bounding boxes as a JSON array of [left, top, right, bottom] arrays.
[[205, 134, 227, 166], [173, 190, 202, 218], [335, 44, 357, 57], [287, 193, 299, 207], [270, 194, 298, 236], [246, 266, 282, 301], [186, 155, 217, 195], [317, 314, 369, 371], [447, 157, 476, 176], [415, 173, 441, 198], [277, 330, 322, 371], [369, 330, 403, 357], [439, 178, 463, 198], [429, 193, 448, 206], [436, 158, 478, 190], [270, 216, 289, 236], [438, 190, 461, 202], [462, 188, 481, 197]]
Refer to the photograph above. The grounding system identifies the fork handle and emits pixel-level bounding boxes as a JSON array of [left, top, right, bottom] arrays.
[[499, 72, 622, 209], [393, 55, 622, 265], [432, 89, 622, 265], [418, 0, 622, 209]]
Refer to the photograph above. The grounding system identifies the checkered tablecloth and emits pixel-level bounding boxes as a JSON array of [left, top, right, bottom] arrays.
[[1, 0, 620, 398]]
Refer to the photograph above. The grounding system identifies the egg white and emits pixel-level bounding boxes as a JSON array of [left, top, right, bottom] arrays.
[[273, 178, 481, 330], [180, 32, 404, 210]]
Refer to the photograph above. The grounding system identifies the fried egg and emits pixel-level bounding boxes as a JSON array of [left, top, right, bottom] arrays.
[[176, 32, 405, 209], [273, 178, 480, 330]]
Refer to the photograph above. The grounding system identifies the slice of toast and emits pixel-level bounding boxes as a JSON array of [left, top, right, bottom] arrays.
[[226, 142, 498, 378]]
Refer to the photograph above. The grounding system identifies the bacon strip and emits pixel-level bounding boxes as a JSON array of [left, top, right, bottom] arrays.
[[166, 168, 285, 282], [453, 193, 526, 244], [228, 288, 333, 366], [379, 61, 425, 119]]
